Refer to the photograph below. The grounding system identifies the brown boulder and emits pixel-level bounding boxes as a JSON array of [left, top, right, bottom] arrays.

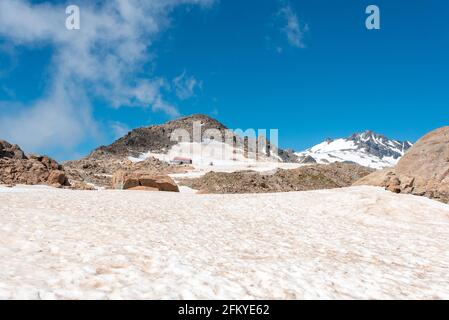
[[354, 126, 449, 203], [386, 184, 401, 194], [112, 170, 179, 192], [353, 168, 396, 187], [128, 186, 160, 192], [47, 170, 68, 186], [139, 175, 180, 192], [112, 170, 140, 189], [395, 127, 449, 185]]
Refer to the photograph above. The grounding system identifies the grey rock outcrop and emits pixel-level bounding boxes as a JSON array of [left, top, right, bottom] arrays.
[[299, 155, 317, 164]]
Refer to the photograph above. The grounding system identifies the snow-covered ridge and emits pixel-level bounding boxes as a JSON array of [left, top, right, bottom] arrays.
[[296, 131, 413, 169]]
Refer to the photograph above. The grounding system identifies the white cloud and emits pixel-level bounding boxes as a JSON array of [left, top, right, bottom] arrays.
[[278, 4, 307, 49], [173, 71, 201, 100], [0, 0, 214, 155], [0, 80, 99, 155]]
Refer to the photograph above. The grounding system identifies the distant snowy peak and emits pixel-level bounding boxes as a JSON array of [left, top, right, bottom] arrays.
[[296, 130, 413, 169], [347, 131, 413, 159]]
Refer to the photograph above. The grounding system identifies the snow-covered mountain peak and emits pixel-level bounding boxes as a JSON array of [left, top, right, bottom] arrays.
[[296, 131, 413, 169]]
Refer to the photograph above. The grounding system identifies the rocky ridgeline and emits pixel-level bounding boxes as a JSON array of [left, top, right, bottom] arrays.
[[0, 140, 70, 188], [354, 126, 449, 203], [89, 114, 298, 162], [347, 130, 413, 161], [94, 114, 229, 158], [179, 163, 374, 194], [296, 130, 413, 168]]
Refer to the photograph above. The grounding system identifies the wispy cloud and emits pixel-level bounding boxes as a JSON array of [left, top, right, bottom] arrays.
[[0, 0, 214, 155], [173, 71, 202, 100], [277, 3, 308, 49]]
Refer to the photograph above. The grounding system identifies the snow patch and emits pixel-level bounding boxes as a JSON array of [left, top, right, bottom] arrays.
[[1, 186, 449, 299]]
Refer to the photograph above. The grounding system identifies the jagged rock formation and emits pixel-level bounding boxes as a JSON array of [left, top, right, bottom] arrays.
[[296, 130, 413, 169], [0, 140, 97, 189], [277, 148, 299, 163], [179, 162, 374, 194], [348, 130, 413, 160], [0, 141, 69, 187], [354, 127, 449, 203], [0, 140, 26, 159]]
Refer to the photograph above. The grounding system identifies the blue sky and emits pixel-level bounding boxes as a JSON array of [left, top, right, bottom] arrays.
[[0, 0, 448, 160]]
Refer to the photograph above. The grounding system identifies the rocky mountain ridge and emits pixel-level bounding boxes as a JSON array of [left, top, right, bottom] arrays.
[[88, 114, 298, 162], [296, 130, 413, 169]]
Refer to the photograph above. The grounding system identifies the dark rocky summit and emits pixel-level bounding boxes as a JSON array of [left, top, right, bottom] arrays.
[[93, 114, 229, 158], [88, 114, 298, 162]]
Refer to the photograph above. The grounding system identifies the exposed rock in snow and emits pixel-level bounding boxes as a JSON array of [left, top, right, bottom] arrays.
[[1, 186, 448, 299], [178, 163, 373, 194]]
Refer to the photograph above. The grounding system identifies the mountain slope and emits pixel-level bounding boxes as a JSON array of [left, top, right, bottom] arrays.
[[93, 114, 228, 158], [296, 131, 413, 169], [90, 114, 297, 162]]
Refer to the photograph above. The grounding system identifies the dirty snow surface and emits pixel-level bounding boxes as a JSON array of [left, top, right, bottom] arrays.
[[1, 185, 449, 300]]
